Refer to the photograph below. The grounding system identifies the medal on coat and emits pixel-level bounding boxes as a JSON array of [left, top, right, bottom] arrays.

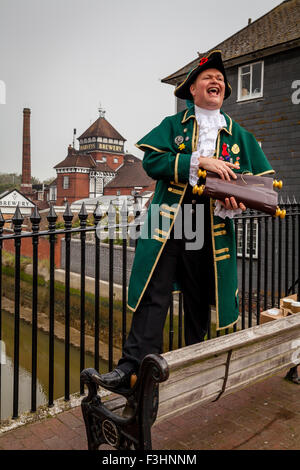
[[174, 136, 184, 145], [231, 144, 240, 155]]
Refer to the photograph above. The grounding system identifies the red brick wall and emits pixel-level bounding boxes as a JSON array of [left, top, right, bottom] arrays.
[[2, 231, 62, 267], [56, 172, 89, 205], [92, 151, 124, 171]]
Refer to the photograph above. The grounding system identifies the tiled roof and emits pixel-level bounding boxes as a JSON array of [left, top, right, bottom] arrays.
[[105, 154, 154, 188], [78, 117, 126, 141], [55, 150, 115, 173], [54, 147, 97, 169], [162, 0, 300, 85]]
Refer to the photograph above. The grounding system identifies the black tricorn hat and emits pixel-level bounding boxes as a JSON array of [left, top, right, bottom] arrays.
[[174, 50, 231, 101]]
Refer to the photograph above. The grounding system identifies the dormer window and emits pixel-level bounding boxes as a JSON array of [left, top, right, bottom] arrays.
[[238, 61, 264, 101]]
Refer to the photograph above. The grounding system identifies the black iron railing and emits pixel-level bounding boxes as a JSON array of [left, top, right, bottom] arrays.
[[0, 198, 299, 422]]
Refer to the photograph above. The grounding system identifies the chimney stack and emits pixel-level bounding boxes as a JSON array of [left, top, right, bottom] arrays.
[[21, 108, 32, 194]]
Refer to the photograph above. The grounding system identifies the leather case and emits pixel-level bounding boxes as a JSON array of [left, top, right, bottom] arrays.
[[202, 172, 278, 216]]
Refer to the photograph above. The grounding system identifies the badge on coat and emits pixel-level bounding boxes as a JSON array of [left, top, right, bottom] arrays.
[[174, 136, 184, 145], [231, 144, 240, 155]]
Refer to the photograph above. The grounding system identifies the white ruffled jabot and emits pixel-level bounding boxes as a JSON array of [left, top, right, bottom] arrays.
[[189, 105, 242, 220]]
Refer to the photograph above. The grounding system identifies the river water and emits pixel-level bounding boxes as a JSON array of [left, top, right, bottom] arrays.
[[0, 309, 108, 421]]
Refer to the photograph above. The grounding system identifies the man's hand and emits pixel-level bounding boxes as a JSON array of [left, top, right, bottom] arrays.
[[198, 156, 246, 211], [198, 156, 239, 181], [218, 197, 247, 212]]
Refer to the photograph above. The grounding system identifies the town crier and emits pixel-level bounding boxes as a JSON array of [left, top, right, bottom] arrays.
[[98, 50, 274, 390]]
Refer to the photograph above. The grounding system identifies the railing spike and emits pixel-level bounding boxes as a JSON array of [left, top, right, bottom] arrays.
[[93, 201, 103, 222], [30, 205, 41, 232], [30, 205, 41, 222], [63, 201, 73, 229], [47, 204, 58, 230], [63, 201, 73, 218], [12, 204, 24, 224], [48, 203, 57, 219], [0, 209, 4, 225], [79, 201, 88, 218]]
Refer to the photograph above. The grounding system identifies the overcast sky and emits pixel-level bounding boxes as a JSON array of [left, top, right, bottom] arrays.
[[0, 0, 282, 181]]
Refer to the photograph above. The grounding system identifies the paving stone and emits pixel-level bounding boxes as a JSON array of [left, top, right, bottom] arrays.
[[0, 370, 299, 450]]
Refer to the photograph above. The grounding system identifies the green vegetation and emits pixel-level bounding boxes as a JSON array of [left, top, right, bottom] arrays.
[[0, 172, 50, 195]]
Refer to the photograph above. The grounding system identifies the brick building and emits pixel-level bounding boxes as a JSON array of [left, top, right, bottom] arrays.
[[54, 109, 153, 205], [162, 0, 300, 199]]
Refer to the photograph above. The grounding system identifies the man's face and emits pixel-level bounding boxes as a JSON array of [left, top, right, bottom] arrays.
[[189, 68, 225, 110]]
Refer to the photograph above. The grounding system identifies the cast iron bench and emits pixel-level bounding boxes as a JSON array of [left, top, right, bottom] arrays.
[[80, 314, 300, 450]]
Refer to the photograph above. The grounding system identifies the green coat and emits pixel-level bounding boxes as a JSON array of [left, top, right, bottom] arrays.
[[128, 106, 274, 330]]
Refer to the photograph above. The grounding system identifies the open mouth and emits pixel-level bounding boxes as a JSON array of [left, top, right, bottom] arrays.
[[207, 87, 220, 96]]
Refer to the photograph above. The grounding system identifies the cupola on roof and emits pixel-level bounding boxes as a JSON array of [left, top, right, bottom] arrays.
[[78, 110, 126, 142]]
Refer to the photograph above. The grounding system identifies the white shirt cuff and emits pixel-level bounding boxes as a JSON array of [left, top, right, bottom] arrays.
[[189, 151, 201, 187], [214, 200, 243, 219]]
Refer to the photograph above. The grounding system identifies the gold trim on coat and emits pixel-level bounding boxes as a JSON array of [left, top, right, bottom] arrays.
[[211, 130, 238, 331], [210, 197, 219, 328], [214, 223, 225, 230], [255, 169, 275, 176], [160, 211, 175, 220], [174, 153, 180, 184], [155, 228, 169, 237], [181, 109, 196, 124], [153, 235, 165, 243], [168, 187, 184, 195], [216, 254, 231, 262], [215, 247, 229, 255], [128, 184, 189, 313], [214, 230, 227, 237], [217, 317, 239, 332], [222, 113, 233, 135], [135, 143, 164, 153], [170, 181, 186, 188], [161, 204, 177, 213]]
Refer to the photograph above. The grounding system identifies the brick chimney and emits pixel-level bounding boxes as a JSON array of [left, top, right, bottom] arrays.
[[21, 107, 32, 194]]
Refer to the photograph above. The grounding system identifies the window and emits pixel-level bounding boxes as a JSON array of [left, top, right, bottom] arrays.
[[49, 186, 57, 201], [95, 178, 103, 195], [63, 176, 69, 189], [114, 158, 118, 163], [102, 156, 107, 162], [236, 219, 259, 259], [238, 61, 264, 101]]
